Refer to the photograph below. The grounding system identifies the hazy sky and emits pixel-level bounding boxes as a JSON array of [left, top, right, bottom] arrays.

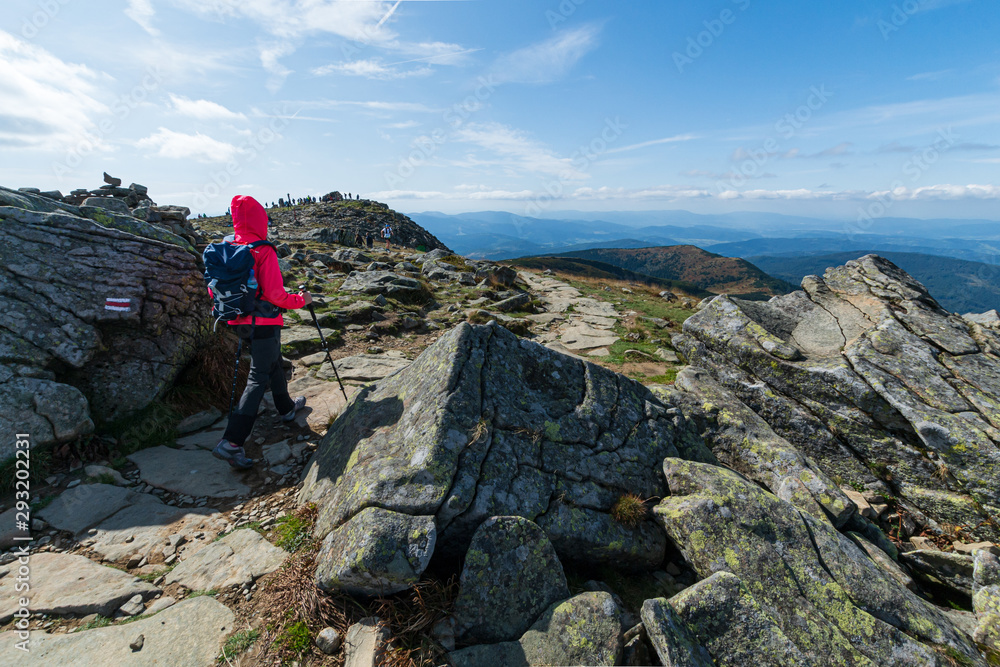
[[3, 0, 1000, 219]]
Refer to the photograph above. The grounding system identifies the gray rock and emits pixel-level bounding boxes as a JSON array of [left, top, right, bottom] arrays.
[[166, 528, 286, 591], [340, 271, 428, 300], [316, 354, 411, 382], [128, 447, 250, 498], [449, 591, 624, 667], [264, 440, 292, 465], [176, 409, 222, 435], [82, 196, 130, 215], [84, 465, 127, 486], [0, 377, 93, 459], [976, 549, 1000, 590], [674, 254, 1000, 541], [663, 366, 855, 527], [654, 458, 981, 665], [0, 553, 158, 622], [344, 617, 390, 667], [316, 627, 342, 654], [145, 596, 176, 615], [86, 503, 225, 562], [641, 596, 714, 667], [103, 172, 122, 187], [175, 419, 228, 450], [0, 596, 234, 665], [315, 508, 435, 596], [118, 594, 145, 617], [452, 516, 569, 643], [0, 187, 207, 450], [492, 293, 531, 313], [299, 323, 716, 589], [901, 549, 975, 597], [38, 484, 160, 535]]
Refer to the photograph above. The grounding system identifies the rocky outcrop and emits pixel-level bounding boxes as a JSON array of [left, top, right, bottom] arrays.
[[0, 187, 209, 454], [299, 321, 716, 594], [654, 458, 982, 665], [673, 255, 1000, 542]]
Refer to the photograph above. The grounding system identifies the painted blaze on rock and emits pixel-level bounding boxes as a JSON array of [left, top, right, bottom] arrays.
[[299, 322, 716, 595]]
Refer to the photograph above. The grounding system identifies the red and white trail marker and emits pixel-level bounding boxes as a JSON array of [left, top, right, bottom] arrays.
[[104, 297, 131, 312]]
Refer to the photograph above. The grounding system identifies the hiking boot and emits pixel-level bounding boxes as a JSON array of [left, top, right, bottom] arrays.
[[212, 439, 256, 470], [281, 396, 306, 422]]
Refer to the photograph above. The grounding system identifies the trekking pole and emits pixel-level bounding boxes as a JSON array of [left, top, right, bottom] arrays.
[[300, 286, 349, 402]]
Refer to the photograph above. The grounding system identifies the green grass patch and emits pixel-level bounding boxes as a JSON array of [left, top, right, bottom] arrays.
[[606, 339, 661, 365], [272, 510, 316, 553], [274, 620, 311, 657], [79, 616, 112, 631], [137, 564, 175, 582], [220, 628, 260, 662], [187, 590, 218, 599], [644, 369, 679, 385]]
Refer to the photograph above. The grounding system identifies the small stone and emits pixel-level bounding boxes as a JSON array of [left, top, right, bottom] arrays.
[[165, 554, 177, 565], [316, 627, 342, 654], [910, 536, 939, 551], [67, 480, 81, 489], [119, 594, 145, 617], [129, 634, 144, 651], [954, 541, 999, 556]]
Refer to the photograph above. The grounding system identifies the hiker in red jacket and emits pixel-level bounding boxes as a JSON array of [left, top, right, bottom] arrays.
[[213, 195, 312, 469]]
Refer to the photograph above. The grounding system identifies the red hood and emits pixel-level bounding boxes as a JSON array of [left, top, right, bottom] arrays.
[[232, 195, 268, 244]]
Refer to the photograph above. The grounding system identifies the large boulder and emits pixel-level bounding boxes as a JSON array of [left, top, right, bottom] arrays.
[[0, 186, 208, 453], [450, 516, 569, 644], [449, 591, 624, 667], [299, 322, 716, 593], [654, 458, 983, 665], [673, 255, 1000, 541]]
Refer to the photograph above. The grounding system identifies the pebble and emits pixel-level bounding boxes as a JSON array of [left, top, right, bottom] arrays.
[[130, 634, 145, 651], [67, 480, 81, 489], [316, 627, 342, 654]]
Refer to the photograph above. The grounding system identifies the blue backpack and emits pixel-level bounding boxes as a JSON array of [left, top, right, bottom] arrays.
[[203, 240, 279, 329]]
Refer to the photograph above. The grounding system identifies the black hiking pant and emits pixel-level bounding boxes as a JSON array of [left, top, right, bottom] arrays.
[[223, 326, 295, 447]]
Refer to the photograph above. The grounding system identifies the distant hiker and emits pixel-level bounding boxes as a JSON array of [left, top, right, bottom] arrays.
[[365, 231, 374, 249], [355, 231, 364, 247], [209, 195, 312, 469], [381, 223, 393, 250]]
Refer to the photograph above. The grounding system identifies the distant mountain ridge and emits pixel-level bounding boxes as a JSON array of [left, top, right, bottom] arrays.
[[538, 245, 794, 300]]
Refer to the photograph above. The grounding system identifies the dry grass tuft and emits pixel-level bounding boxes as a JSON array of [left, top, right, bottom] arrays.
[[611, 493, 649, 527], [250, 535, 458, 667]]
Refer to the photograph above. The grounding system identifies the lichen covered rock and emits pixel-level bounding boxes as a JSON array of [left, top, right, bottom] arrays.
[[314, 507, 435, 596], [674, 255, 1000, 541], [0, 186, 208, 453], [643, 572, 806, 666], [300, 322, 715, 591], [449, 591, 624, 667], [654, 458, 982, 666], [451, 516, 569, 644]]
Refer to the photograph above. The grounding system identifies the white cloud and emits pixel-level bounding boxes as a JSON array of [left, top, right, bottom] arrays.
[[371, 183, 1000, 204], [135, 127, 240, 162], [169, 94, 246, 121], [0, 31, 110, 151], [491, 24, 601, 85], [454, 122, 586, 179], [606, 134, 698, 155], [312, 59, 432, 80], [125, 0, 159, 36]]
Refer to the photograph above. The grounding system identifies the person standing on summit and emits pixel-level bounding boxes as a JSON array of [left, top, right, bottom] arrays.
[[213, 195, 312, 469]]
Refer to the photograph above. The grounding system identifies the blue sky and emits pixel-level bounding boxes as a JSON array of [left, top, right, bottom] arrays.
[[2, 0, 1000, 219]]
